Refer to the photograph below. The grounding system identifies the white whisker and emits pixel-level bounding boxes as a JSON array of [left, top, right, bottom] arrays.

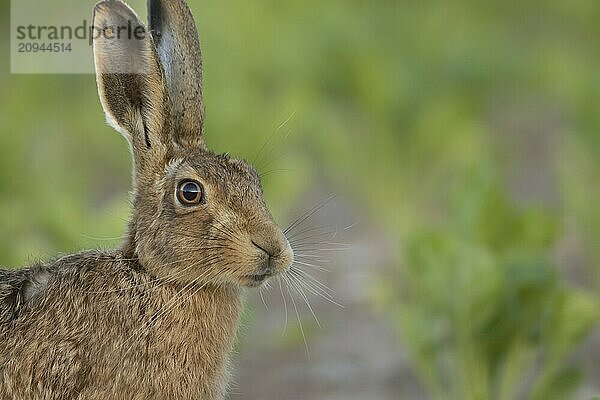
[[277, 277, 289, 336], [287, 274, 321, 328], [283, 275, 310, 358]]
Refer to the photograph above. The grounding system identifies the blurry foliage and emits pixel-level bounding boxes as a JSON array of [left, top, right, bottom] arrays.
[[0, 0, 599, 397], [380, 171, 598, 400]]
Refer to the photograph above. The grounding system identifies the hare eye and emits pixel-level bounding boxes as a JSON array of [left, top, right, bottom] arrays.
[[176, 180, 204, 206]]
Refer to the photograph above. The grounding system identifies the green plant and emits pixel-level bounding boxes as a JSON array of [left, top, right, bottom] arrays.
[[381, 171, 598, 400]]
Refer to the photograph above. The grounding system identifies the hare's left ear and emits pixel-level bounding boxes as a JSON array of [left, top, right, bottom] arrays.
[[93, 0, 172, 173], [148, 0, 206, 149]]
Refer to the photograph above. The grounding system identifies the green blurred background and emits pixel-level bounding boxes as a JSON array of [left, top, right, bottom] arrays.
[[1, 0, 600, 399]]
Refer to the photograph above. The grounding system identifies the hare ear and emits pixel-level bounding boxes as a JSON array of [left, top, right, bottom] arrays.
[[93, 0, 172, 170], [148, 0, 205, 149]]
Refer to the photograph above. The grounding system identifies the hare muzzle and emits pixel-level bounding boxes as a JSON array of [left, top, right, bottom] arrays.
[[244, 224, 293, 286]]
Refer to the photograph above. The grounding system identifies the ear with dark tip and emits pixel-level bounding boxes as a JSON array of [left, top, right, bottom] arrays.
[[93, 0, 172, 171], [148, 0, 206, 149]]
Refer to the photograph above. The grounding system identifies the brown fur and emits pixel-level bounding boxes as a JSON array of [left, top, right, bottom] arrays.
[[0, 0, 293, 398], [1, 253, 242, 399]]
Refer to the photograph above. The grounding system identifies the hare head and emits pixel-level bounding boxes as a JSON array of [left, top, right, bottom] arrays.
[[92, 0, 293, 288]]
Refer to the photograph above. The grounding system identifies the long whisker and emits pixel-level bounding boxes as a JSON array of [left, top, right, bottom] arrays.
[[86, 256, 198, 294], [278, 276, 289, 336], [287, 273, 321, 328], [284, 195, 336, 236], [291, 242, 350, 249], [253, 110, 296, 169], [287, 224, 331, 237], [294, 254, 331, 265], [291, 246, 349, 253], [81, 233, 128, 241], [287, 268, 334, 299], [293, 259, 330, 273], [290, 266, 336, 296], [258, 168, 291, 179], [257, 148, 290, 175], [343, 220, 360, 231], [288, 268, 344, 309], [288, 228, 339, 246], [259, 286, 268, 310], [283, 275, 310, 358]]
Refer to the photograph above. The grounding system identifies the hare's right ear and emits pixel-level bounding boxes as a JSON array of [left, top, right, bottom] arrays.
[[148, 0, 206, 149], [93, 0, 172, 171]]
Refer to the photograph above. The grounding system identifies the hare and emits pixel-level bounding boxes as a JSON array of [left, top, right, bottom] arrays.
[[0, 0, 293, 398]]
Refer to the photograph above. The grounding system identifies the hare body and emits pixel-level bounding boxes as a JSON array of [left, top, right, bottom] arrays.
[[0, 0, 293, 398], [1, 251, 242, 399]]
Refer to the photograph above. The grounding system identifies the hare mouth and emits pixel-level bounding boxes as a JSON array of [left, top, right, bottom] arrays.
[[246, 272, 271, 282], [240, 271, 274, 287]]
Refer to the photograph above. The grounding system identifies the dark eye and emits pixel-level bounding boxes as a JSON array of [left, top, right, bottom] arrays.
[[176, 180, 204, 206]]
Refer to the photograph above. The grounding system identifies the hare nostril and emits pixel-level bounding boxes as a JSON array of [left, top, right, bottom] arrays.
[[251, 240, 271, 257]]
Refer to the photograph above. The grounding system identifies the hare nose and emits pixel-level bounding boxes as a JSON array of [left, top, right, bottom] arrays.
[[250, 223, 294, 273], [251, 228, 288, 260], [252, 240, 274, 258]]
